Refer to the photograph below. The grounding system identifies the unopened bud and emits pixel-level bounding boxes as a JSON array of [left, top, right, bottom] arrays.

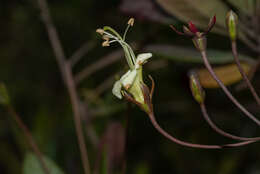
[[192, 33, 207, 52], [102, 41, 110, 47], [96, 28, 105, 35], [226, 10, 238, 41], [127, 18, 135, 26], [0, 83, 10, 106], [189, 71, 205, 104]]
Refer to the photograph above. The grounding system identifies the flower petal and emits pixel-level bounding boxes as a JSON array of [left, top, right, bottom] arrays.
[[120, 70, 131, 81], [112, 80, 123, 99], [188, 21, 199, 33], [135, 53, 152, 69], [121, 70, 137, 89]]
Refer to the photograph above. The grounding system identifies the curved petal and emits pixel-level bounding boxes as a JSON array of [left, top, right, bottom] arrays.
[[121, 70, 137, 89], [136, 53, 152, 69], [112, 80, 123, 99]]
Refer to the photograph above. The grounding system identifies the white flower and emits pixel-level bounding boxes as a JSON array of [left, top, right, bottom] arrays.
[[112, 53, 152, 99], [135, 53, 152, 69]]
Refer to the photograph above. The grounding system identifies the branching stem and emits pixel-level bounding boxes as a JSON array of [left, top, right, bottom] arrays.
[[231, 41, 260, 106], [147, 112, 257, 149], [200, 103, 260, 141], [200, 51, 260, 126]]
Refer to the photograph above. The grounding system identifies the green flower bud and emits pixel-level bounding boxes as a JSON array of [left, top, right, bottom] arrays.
[[189, 71, 205, 104], [192, 33, 207, 52], [226, 10, 238, 41]]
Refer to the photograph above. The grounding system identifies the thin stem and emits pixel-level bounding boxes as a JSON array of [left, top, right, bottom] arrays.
[[200, 103, 260, 141], [200, 51, 260, 126], [7, 106, 50, 174], [75, 49, 124, 84], [37, 0, 91, 173], [147, 112, 257, 149], [69, 41, 95, 67], [231, 41, 260, 106]]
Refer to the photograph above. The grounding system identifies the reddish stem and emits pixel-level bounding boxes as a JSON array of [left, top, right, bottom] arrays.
[[200, 51, 260, 126], [231, 41, 260, 106], [148, 112, 257, 149], [200, 103, 260, 141]]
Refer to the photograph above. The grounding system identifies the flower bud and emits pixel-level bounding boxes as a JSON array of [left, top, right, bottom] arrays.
[[192, 33, 207, 52], [189, 71, 205, 104], [226, 10, 238, 41], [0, 83, 10, 106]]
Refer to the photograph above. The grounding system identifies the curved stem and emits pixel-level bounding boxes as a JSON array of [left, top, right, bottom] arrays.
[[147, 112, 257, 149], [37, 0, 91, 173], [200, 103, 260, 141], [200, 51, 260, 126], [7, 106, 50, 174], [231, 41, 260, 106]]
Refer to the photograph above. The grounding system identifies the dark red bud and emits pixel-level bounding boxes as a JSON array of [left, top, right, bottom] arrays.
[[188, 21, 199, 33], [205, 15, 216, 34]]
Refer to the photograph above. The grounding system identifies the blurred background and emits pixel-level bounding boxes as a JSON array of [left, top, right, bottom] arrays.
[[0, 0, 260, 174]]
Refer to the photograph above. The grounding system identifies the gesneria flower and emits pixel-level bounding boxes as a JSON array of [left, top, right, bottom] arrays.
[[96, 18, 154, 113]]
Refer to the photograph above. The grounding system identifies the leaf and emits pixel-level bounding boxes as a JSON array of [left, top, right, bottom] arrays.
[[0, 83, 10, 105], [226, 0, 255, 15], [119, 0, 174, 24], [144, 44, 254, 64], [155, 0, 229, 34], [23, 152, 65, 174], [197, 63, 251, 88]]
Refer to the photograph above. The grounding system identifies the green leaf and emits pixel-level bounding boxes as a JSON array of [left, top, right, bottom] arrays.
[[155, 0, 229, 35], [23, 152, 65, 174], [144, 44, 254, 64], [0, 83, 10, 106]]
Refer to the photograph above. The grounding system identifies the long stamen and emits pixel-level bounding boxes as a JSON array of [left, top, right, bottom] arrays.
[[123, 24, 131, 41], [103, 31, 135, 69], [103, 26, 123, 40], [123, 18, 135, 41]]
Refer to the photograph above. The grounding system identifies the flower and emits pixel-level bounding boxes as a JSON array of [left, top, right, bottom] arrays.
[[96, 18, 154, 113], [170, 16, 216, 52]]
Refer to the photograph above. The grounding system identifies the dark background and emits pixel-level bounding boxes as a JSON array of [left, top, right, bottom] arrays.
[[0, 0, 260, 174]]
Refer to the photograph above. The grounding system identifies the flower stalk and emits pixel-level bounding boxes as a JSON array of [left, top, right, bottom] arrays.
[[188, 72, 260, 142], [170, 16, 260, 126], [226, 10, 260, 106]]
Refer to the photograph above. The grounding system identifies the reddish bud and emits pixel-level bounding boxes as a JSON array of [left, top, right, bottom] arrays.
[[205, 15, 216, 34], [188, 21, 199, 33]]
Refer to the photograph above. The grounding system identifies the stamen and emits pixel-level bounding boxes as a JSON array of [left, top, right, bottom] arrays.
[[123, 18, 135, 41], [128, 18, 135, 26], [96, 28, 104, 35], [102, 41, 110, 47]]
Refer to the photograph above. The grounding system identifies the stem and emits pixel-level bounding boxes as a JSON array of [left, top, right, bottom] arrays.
[[200, 51, 260, 126], [147, 112, 257, 149], [200, 103, 260, 141], [7, 106, 50, 174], [37, 0, 91, 173], [231, 41, 260, 106]]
